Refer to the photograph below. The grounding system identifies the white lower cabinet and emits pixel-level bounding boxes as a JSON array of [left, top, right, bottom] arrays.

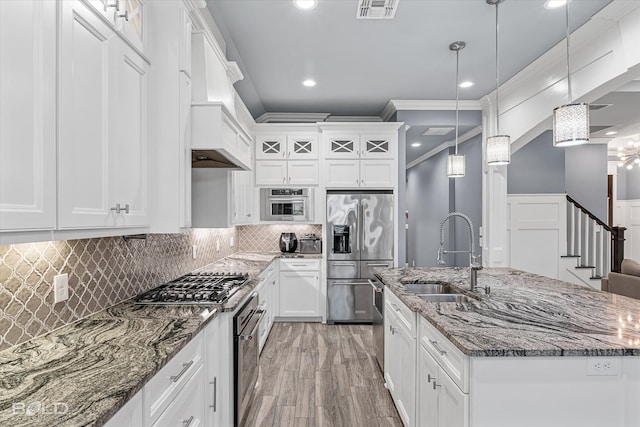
[[152, 365, 205, 427], [324, 159, 395, 188], [204, 316, 221, 426], [417, 343, 469, 427], [256, 265, 277, 352], [384, 295, 416, 427], [278, 259, 321, 319]]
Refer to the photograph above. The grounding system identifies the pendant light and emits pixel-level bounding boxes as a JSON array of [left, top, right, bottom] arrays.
[[485, 0, 510, 165], [448, 41, 466, 178], [552, 0, 589, 147]]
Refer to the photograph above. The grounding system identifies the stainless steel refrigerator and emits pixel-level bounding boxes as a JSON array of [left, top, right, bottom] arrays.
[[326, 190, 394, 323]]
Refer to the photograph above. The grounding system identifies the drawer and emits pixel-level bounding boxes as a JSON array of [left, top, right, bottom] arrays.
[[385, 289, 416, 338], [145, 333, 204, 424], [152, 364, 205, 427], [418, 315, 469, 393], [279, 258, 320, 272]]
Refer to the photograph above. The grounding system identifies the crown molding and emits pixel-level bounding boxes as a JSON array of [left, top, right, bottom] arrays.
[[317, 122, 404, 133], [255, 112, 331, 123]]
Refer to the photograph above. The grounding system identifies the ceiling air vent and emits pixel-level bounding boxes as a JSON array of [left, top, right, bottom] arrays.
[[357, 0, 399, 19], [422, 127, 454, 136], [589, 104, 612, 111]]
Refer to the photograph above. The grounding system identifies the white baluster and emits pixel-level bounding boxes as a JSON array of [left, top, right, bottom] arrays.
[[604, 229, 611, 277], [567, 201, 574, 256], [574, 207, 581, 259], [589, 218, 597, 269]]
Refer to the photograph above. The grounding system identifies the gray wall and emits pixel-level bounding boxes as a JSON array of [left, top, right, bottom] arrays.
[[508, 130, 608, 221], [405, 138, 482, 268], [406, 149, 451, 267], [565, 144, 608, 221], [452, 135, 483, 266], [508, 131, 565, 194], [617, 164, 628, 200]]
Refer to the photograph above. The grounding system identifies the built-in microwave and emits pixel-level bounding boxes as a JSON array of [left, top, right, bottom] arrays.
[[260, 188, 314, 222]]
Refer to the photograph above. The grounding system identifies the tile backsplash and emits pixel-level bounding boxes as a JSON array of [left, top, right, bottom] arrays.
[[237, 224, 323, 252], [0, 228, 237, 352]]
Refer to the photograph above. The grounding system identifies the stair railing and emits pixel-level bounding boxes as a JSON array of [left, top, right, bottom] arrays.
[[566, 195, 625, 277]]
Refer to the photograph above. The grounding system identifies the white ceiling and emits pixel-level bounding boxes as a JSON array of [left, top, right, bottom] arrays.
[[205, 0, 640, 163]]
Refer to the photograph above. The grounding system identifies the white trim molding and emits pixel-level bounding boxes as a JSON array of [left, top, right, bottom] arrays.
[[381, 99, 483, 121]]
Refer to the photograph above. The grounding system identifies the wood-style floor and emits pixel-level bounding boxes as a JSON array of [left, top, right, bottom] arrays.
[[242, 322, 402, 427]]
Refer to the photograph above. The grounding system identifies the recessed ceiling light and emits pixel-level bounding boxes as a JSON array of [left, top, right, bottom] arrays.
[[293, 0, 318, 10], [459, 81, 474, 88], [302, 79, 316, 87], [411, 142, 421, 147], [544, 0, 566, 9], [606, 131, 618, 136]]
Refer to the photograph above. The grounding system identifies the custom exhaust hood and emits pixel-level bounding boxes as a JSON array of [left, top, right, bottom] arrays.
[[190, 33, 252, 170]]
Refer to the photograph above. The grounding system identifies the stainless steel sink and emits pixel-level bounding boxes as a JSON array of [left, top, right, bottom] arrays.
[[403, 282, 457, 294], [417, 294, 477, 303]]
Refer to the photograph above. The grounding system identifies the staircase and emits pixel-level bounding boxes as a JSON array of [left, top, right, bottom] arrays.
[[559, 196, 624, 290]]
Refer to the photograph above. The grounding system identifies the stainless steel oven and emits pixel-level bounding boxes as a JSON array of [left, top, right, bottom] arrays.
[[233, 293, 264, 426], [260, 188, 313, 221]]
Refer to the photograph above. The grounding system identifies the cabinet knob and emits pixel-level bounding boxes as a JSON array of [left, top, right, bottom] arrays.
[[427, 373, 435, 383], [247, 214, 252, 217], [117, 10, 129, 21], [433, 381, 442, 390], [104, 0, 119, 11]]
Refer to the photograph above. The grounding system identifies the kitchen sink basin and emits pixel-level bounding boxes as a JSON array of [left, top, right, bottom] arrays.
[[403, 282, 457, 294], [417, 294, 477, 303]]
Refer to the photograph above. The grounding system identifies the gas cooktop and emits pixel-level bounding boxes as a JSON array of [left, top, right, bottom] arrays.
[[134, 272, 249, 305]]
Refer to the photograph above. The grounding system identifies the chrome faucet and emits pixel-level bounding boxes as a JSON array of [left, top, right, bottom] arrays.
[[437, 212, 483, 290]]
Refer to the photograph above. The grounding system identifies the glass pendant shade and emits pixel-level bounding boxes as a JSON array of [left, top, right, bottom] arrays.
[[447, 154, 466, 178], [486, 135, 511, 165], [552, 102, 589, 147]]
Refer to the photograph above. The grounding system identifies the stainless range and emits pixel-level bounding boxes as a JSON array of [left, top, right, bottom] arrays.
[[134, 272, 249, 305]]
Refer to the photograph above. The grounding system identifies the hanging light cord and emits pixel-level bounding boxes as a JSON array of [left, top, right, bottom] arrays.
[[455, 47, 460, 155], [565, 0, 572, 103], [495, 2, 500, 134]]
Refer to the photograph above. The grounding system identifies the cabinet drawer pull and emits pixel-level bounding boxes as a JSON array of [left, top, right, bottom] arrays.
[[428, 339, 447, 356], [170, 360, 194, 382], [432, 381, 441, 390], [427, 373, 436, 383], [209, 377, 217, 412], [183, 416, 194, 427], [117, 10, 129, 21]]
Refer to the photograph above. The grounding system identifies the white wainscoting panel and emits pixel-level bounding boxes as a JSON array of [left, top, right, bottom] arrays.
[[507, 194, 567, 279]]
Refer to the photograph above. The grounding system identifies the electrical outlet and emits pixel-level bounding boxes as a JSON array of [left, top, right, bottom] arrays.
[[216, 240, 220, 251], [192, 245, 197, 259], [230, 236, 234, 247], [587, 357, 620, 376], [54, 273, 69, 303]]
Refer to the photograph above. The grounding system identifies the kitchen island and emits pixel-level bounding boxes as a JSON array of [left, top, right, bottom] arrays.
[[0, 252, 279, 427], [376, 266, 640, 427]]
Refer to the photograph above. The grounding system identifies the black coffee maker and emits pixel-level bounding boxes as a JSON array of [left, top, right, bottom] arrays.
[[279, 232, 298, 253]]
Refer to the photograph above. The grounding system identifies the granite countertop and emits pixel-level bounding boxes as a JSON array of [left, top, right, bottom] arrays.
[[376, 267, 640, 358], [0, 251, 281, 427]]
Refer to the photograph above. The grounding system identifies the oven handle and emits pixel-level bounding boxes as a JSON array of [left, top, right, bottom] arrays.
[[369, 278, 384, 293], [239, 309, 265, 341]]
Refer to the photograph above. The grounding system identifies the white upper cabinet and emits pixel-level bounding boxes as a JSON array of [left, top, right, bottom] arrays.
[[254, 133, 320, 186], [255, 135, 286, 160], [110, 41, 148, 227], [86, 0, 146, 54], [147, 0, 193, 233], [232, 170, 255, 224], [360, 134, 395, 159], [323, 134, 360, 159], [59, 0, 148, 229], [0, 0, 57, 232], [256, 134, 319, 160], [287, 135, 319, 160], [323, 133, 395, 160], [58, 0, 114, 228]]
